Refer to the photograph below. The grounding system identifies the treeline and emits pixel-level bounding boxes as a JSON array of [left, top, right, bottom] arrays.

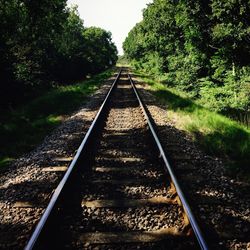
[[123, 0, 250, 125], [0, 0, 118, 106]]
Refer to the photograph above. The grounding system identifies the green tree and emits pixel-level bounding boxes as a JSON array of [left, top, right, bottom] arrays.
[[83, 27, 118, 74], [123, 0, 250, 125], [0, 1, 118, 106]]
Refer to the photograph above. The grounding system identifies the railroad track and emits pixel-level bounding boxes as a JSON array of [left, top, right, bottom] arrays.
[[25, 70, 208, 249]]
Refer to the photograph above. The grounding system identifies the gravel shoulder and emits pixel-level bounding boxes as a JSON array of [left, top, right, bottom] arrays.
[[0, 75, 116, 249], [0, 70, 249, 249], [134, 75, 250, 250]]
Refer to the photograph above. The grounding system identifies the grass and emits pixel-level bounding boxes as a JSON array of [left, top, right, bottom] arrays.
[[0, 68, 115, 168], [134, 71, 250, 178]]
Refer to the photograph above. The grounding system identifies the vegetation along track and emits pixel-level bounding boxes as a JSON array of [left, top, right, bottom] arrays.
[[25, 69, 208, 249]]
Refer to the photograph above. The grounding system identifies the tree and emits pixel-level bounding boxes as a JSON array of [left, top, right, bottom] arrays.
[[123, 0, 250, 124], [0, 2, 118, 106], [83, 27, 118, 74]]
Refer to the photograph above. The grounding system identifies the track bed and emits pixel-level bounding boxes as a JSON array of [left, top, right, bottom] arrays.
[[25, 71, 205, 250]]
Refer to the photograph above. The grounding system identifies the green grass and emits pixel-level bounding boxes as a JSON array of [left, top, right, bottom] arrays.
[[134, 71, 250, 178], [0, 69, 115, 168]]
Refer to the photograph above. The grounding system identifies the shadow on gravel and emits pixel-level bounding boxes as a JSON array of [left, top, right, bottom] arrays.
[[0, 221, 32, 250], [0, 115, 99, 249], [0, 74, 118, 249], [133, 82, 250, 249], [0, 73, 249, 250]]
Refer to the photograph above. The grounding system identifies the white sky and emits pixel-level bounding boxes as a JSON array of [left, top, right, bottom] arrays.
[[67, 0, 153, 55]]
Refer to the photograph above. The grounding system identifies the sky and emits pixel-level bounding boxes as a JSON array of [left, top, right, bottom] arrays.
[[67, 0, 153, 55]]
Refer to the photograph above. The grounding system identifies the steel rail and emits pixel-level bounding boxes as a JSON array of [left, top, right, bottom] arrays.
[[128, 74, 209, 250], [25, 70, 122, 250]]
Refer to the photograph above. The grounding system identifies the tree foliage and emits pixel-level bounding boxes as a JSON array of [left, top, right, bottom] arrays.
[[0, 1, 118, 106], [123, 0, 250, 125]]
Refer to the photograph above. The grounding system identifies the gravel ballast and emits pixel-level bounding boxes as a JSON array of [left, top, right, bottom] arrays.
[[134, 76, 250, 250], [0, 70, 249, 249], [0, 75, 117, 249]]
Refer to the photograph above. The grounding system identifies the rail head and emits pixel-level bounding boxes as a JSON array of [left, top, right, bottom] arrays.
[[128, 74, 209, 250], [25, 69, 122, 250]]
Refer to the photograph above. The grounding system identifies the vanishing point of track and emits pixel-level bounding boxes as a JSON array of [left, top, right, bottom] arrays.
[[25, 69, 209, 249]]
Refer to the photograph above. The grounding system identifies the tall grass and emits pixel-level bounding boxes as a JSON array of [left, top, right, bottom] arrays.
[[136, 72, 250, 176], [0, 69, 114, 168]]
